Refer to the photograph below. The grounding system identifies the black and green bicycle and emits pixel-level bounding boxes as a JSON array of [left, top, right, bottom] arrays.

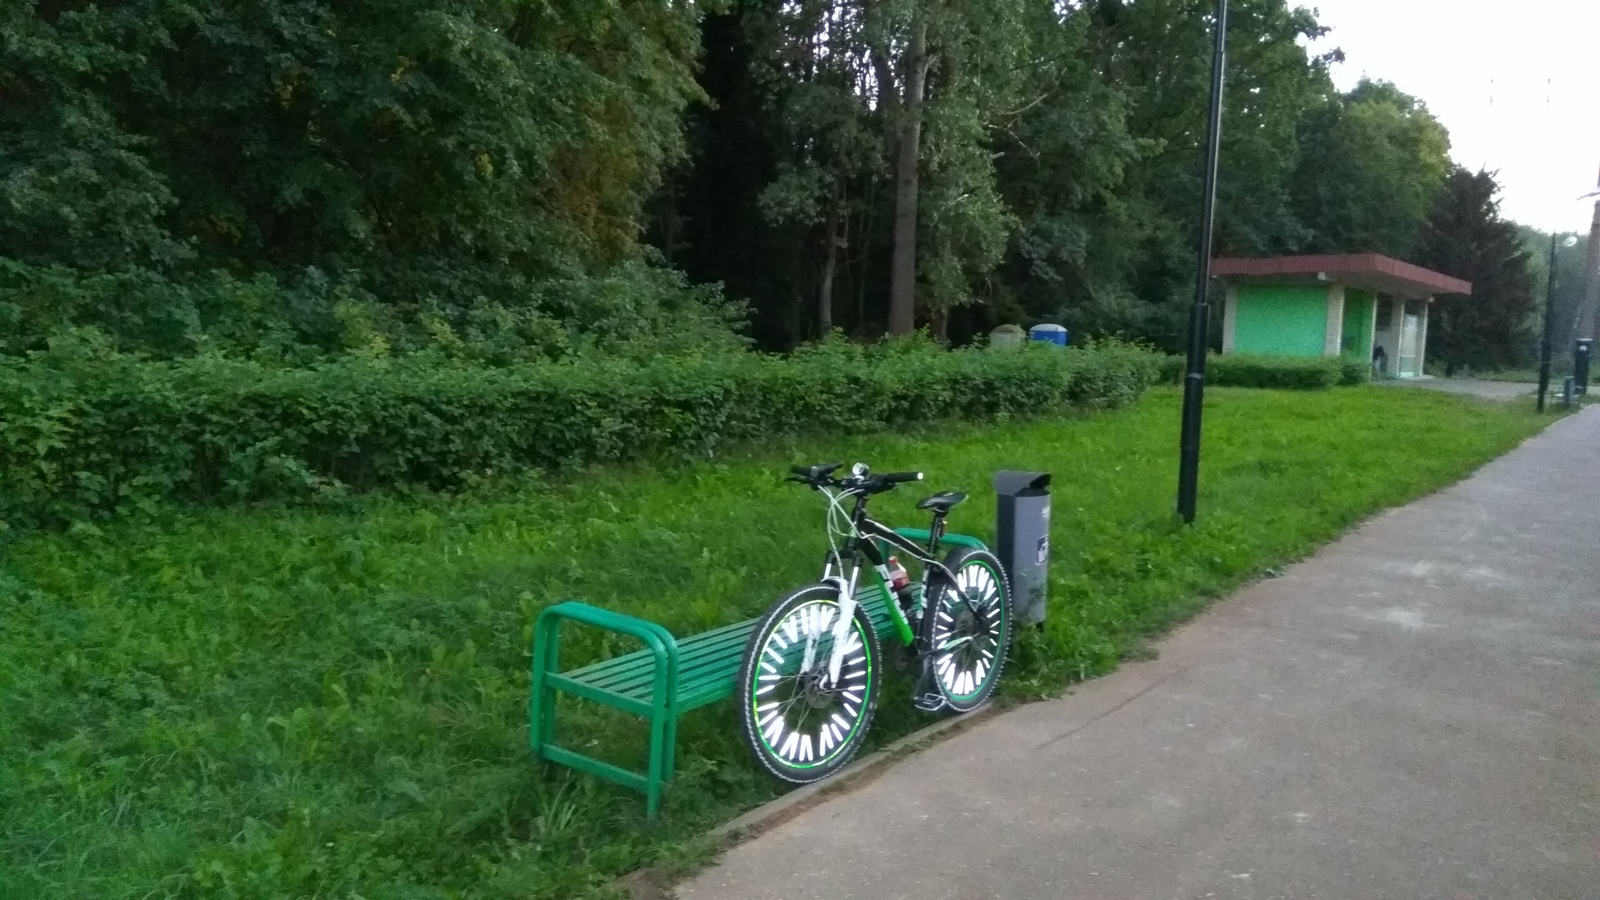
[[736, 462, 1013, 784]]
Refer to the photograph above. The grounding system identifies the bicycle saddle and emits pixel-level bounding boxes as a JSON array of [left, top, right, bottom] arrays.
[[916, 491, 967, 513]]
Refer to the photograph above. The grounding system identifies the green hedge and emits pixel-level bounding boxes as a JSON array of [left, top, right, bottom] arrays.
[[1338, 358, 1372, 386], [1157, 353, 1371, 390], [1207, 354, 1342, 390], [0, 340, 1161, 529]]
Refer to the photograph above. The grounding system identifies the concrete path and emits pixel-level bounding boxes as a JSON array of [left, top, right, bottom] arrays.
[[1377, 377, 1535, 401], [678, 408, 1600, 900]]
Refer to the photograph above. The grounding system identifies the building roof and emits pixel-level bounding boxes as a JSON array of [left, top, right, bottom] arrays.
[[1212, 253, 1472, 299]]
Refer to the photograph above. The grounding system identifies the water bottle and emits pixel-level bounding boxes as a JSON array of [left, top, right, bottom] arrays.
[[887, 557, 917, 616]]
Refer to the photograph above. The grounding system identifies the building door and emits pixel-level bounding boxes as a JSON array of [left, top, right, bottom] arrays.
[[1398, 313, 1421, 377]]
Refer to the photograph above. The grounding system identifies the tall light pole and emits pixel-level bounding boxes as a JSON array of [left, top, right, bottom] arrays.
[[1176, 0, 1229, 524], [1574, 171, 1600, 347], [1539, 234, 1579, 412]]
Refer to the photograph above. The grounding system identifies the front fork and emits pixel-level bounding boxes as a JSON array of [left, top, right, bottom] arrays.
[[826, 567, 862, 686], [814, 552, 920, 686]]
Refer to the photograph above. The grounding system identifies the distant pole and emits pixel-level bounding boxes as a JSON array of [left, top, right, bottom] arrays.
[[1575, 163, 1600, 343], [1176, 0, 1229, 525], [1538, 233, 1556, 412]]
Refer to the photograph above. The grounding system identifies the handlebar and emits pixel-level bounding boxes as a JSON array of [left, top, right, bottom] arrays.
[[787, 463, 923, 495]]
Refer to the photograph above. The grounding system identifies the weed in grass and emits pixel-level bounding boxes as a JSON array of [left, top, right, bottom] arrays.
[[0, 387, 1552, 899]]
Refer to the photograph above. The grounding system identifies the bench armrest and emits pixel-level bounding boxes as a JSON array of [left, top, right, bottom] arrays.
[[529, 601, 684, 817], [533, 601, 681, 680]]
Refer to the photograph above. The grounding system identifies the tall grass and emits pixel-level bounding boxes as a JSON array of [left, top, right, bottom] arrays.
[[0, 387, 1550, 899]]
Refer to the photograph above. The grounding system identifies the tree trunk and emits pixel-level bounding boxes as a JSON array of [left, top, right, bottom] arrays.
[[817, 181, 843, 338], [886, 20, 929, 337]]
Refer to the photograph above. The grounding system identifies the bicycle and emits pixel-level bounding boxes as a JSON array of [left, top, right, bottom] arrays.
[[735, 462, 1013, 784]]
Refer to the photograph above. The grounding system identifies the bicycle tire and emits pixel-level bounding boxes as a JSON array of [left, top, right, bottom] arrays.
[[921, 546, 1012, 713], [736, 583, 881, 784]]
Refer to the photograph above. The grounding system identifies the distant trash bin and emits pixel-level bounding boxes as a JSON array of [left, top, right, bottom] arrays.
[[989, 324, 1026, 350], [994, 470, 1052, 626], [1028, 323, 1069, 347]]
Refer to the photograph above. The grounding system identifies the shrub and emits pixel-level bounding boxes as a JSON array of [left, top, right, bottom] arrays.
[[0, 260, 749, 363], [1205, 353, 1342, 390], [0, 340, 1162, 529], [1339, 357, 1373, 385], [1157, 353, 1186, 384], [1155, 353, 1359, 389]]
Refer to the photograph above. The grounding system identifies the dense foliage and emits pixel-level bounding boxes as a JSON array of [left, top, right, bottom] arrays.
[[0, 339, 1159, 530], [2, 0, 1536, 363], [2, 0, 708, 356]]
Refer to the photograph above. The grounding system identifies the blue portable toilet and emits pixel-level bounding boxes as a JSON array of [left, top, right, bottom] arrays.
[[1028, 323, 1069, 346]]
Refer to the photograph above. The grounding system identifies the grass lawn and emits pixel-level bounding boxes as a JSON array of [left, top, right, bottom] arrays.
[[0, 386, 1552, 899]]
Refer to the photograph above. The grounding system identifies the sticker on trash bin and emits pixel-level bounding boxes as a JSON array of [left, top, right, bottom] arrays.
[[1041, 503, 1050, 521], [1036, 536, 1049, 564]]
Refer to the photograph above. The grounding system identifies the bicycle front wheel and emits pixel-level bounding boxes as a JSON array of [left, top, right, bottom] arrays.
[[736, 583, 881, 784]]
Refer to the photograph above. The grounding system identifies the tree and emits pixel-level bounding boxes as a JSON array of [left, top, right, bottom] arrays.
[[661, 0, 1032, 343], [1015, 0, 1335, 348], [803, 0, 1028, 337], [1, 0, 712, 353], [746, 0, 889, 339], [1417, 168, 1537, 373], [1291, 79, 1451, 259], [0, 3, 189, 272]]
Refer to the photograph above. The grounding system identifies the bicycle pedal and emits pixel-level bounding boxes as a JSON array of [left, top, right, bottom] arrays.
[[911, 662, 947, 712]]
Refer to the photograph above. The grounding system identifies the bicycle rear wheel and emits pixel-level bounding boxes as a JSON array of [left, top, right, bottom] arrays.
[[921, 547, 1011, 713], [736, 583, 880, 784]]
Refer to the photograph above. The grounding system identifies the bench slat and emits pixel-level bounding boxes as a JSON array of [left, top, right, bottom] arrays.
[[573, 624, 755, 694], [570, 594, 902, 702], [545, 672, 654, 716]]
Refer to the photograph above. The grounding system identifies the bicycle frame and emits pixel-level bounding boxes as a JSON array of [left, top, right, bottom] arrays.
[[812, 488, 958, 687]]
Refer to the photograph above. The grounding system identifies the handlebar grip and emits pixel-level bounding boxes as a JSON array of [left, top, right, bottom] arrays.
[[882, 471, 923, 484]]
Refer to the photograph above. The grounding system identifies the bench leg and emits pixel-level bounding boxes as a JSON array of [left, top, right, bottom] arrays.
[[662, 712, 679, 782], [646, 705, 668, 818], [530, 621, 561, 759]]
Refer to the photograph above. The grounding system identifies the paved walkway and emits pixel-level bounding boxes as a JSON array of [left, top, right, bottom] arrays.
[[1377, 377, 1536, 401], [678, 408, 1600, 900]]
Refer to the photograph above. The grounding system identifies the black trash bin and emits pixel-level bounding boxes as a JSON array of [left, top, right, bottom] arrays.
[[1575, 338, 1593, 396], [994, 470, 1052, 626]]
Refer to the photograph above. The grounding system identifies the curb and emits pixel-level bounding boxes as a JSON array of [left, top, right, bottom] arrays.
[[618, 705, 1006, 900], [709, 701, 1001, 843]]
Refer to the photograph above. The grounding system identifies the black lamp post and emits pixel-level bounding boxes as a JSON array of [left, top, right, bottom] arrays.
[[1176, 0, 1229, 524], [1539, 235, 1560, 411]]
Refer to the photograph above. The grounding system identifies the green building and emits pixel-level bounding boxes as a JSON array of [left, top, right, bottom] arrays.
[[1213, 254, 1473, 378]]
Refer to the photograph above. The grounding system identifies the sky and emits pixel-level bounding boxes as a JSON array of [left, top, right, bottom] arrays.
[[1303, 0, 1600, 234]]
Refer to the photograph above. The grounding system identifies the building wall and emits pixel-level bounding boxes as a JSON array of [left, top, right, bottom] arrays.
[[1341, 289, 1375, 361], [1232, 284, 1328, 356]]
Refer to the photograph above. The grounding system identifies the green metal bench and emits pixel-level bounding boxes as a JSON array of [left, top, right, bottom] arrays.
[[529, 528, 987, 816]]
